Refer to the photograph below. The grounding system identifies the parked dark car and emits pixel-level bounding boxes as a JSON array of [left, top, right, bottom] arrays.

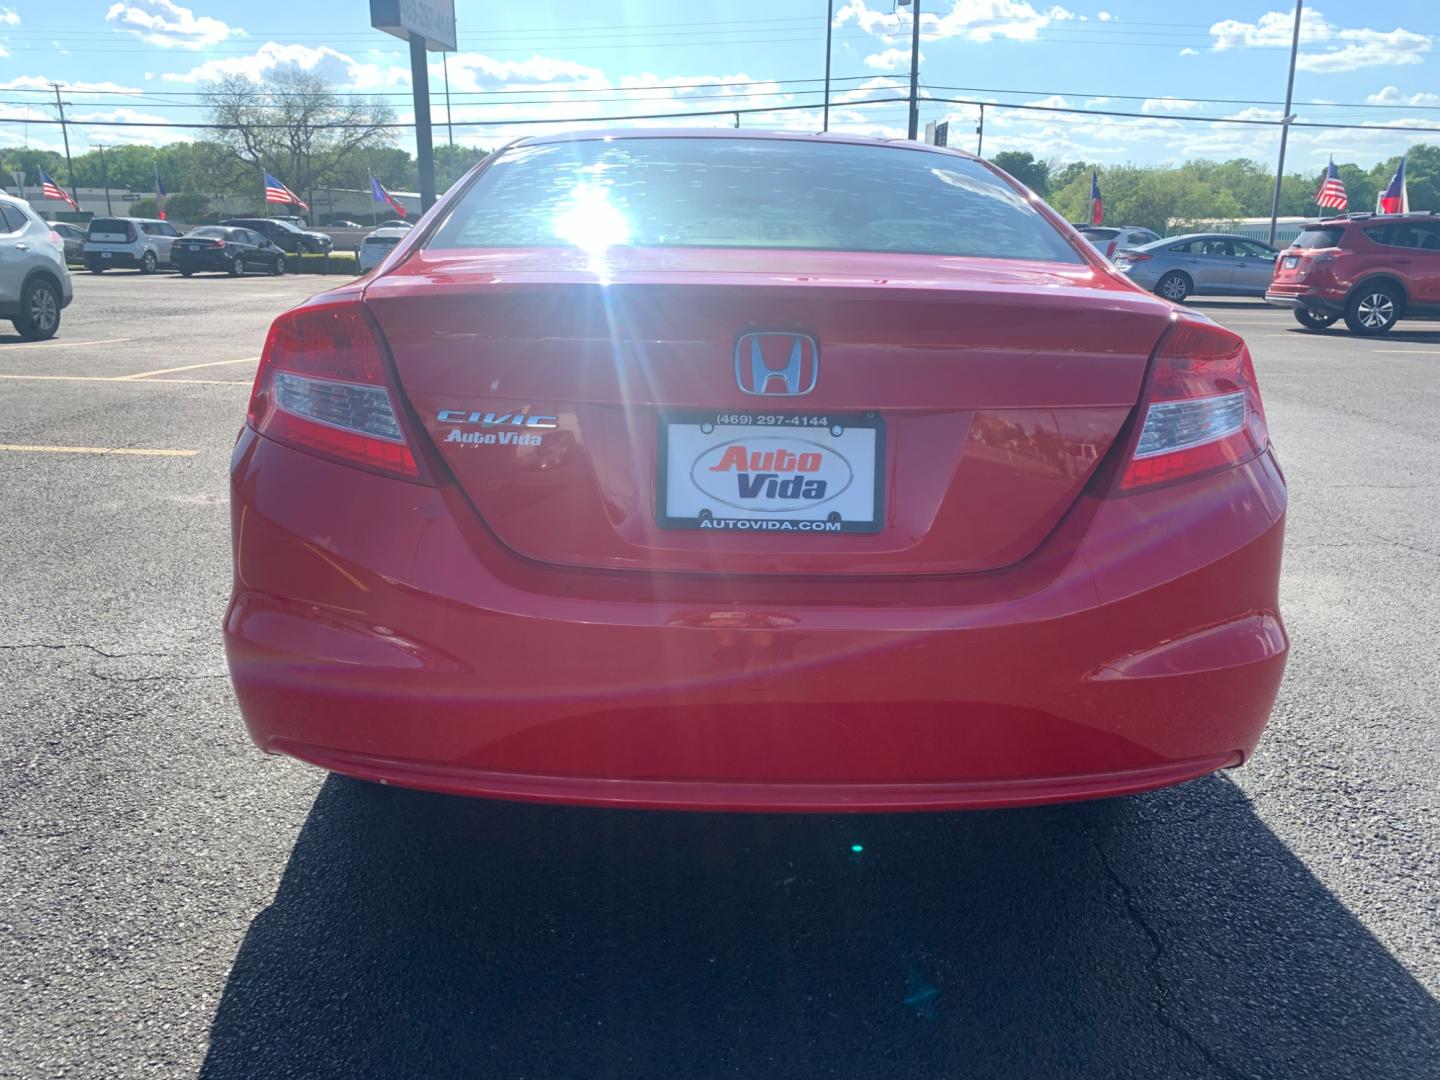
[[1116, 234, 1279, 301], [50, 222, 86, 263], [172, 226, 287, 277], [1267, 213, 1440, 334], [220, 217, 332, 255]]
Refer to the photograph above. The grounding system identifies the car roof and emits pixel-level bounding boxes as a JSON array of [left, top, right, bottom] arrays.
[[502, 127, 983, 160], [1314, 212, 1439, 226], [366, 227, 410, 238]]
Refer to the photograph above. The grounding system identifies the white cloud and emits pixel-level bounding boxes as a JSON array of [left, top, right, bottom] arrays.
[[1, 76, 143, 93], [835, 0, 1078, 45], [1179, 47, 1199, 56], [1365, 85, 1440, 106], [1142, 97, 1202, 113], [0, 46, 9, 58], [161, 41, 409, 89], [864, 47, 922, 71], [1209, 10, 1432, 73], [75, 107, 190, 146], [106, 0, 241, 49], [1097, 10, 1112, 20], [0, 6, 19, 25]]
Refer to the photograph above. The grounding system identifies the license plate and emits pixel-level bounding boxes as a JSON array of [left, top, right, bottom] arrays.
[[1283, 256, 1298, 269], [101, 252, 112, 259], [658, 412, 884, 533]]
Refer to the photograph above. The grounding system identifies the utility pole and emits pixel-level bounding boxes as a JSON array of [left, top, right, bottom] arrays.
[[976, 103, 985, 157], [822, 0, 834, 132], [409, 33, 436, 210], [94, 144, 112, 214], [50, 83, 79, 209], [1267, 0, 1303, 247], [901, 0, 922, 140], [443, 52, 454, 149]]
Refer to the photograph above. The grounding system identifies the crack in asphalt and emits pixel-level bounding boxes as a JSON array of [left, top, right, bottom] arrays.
[[0, 642, 170, 660], [1084, 830, 1251, 1080]]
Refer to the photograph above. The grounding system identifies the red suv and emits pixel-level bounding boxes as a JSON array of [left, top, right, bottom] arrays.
[[1267, 213, 1440, 334]]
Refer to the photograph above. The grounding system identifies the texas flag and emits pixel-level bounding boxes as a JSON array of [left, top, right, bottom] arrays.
[[1090, 169, 1103, 226], [370, 174, 407, 219], [1376, 157, 1409, 215]]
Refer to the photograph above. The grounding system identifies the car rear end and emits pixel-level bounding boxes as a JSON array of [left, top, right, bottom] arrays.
[[358, 230, 404, 272], [173, 230, 234, 273], [1266, 223, 1349, 316], [1113, 239, 1170, 291], [225, 133, 1287, 812], [83, 218, 144, 271]]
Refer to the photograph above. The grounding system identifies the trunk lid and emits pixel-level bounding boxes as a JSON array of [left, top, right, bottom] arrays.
[[365, 249, 1170, 576]]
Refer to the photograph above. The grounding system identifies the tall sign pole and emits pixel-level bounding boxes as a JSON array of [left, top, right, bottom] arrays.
[[371, 0, 456, 212], [822, 0, 834, 133], [1267, 0, 1303, 247], [409, 33, 437, 210]]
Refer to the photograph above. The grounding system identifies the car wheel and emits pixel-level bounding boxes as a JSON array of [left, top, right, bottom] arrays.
[[179, 266, 194, 278], [14, 277, 61, 341], [1344, 285, 1401, 335], [140, 251, 157, 275], [88, 263, 106, 274], [1156, 272, 1191, 302], [1294, 309, 1337, 331], [271, 255, 285, 276], [229, 257, 245, 277]]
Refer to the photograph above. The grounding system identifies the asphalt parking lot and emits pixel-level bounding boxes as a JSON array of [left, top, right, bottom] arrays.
[[1, 272, 1437, 1079]]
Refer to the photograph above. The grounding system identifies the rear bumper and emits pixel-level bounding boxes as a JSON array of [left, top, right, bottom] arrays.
[[85, 249, 142, 269], [174, 254, 235, 272], [225, 431, 1289, 812], [1265, 287, 1343, 315]]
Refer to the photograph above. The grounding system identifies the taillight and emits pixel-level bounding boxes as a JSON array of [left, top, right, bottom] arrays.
[[1105, 241, 1118, 258], [1123, 252, 1152, 262], [1119, 316, 1270, 491], [48, 229, 64, 252], [247, 300, 428, 482]]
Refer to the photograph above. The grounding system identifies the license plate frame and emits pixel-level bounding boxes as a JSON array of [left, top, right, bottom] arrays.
[[656, 411, 885, 534]]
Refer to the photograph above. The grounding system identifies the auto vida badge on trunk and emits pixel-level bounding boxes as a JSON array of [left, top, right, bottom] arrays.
[[436, 408, 559, 448]]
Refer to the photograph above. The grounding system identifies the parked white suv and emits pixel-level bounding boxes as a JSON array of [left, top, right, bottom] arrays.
[[0, 193, 73, 341], [357, 226, 410, 272], [83, 216, 180, 274]]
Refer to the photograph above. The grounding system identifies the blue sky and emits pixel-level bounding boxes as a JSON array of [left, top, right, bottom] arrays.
[[1, 0, 1437, 170]]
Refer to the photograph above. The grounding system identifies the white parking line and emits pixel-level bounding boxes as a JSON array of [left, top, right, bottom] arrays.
[[2, 337, 134, 350], [0, 374, 249, 386], [119, 357, 258, 380], [0, 444, 198, 457]]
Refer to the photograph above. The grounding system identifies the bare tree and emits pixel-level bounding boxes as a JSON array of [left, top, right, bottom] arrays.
[[202, 70, 395, 204]]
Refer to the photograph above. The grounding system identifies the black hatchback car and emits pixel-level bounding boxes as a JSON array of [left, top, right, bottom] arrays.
[[171, 226, 288, 276], [220, 217, 333, 254]]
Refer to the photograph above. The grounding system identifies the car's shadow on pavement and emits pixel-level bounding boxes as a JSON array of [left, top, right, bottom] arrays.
[[199, 774, 1438, 1080]]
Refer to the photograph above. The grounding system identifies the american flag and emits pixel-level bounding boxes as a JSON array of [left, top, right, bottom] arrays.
[[263, 173, 309, 211], [38, 168, 77, 209], [1314, 157, 1347, 212]]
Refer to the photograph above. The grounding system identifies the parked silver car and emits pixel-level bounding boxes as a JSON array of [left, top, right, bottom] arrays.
[[1075, 225, 1160, 260], [83, 216, 180, 274], [0, 193, 73, 340], [1116, 233, 1279, 302]]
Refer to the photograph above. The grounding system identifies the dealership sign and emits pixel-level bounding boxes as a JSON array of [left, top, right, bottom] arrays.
[[370, 0, 456, 51]]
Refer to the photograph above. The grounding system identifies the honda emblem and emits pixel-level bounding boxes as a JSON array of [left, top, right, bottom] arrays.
[[734, 332, 819, 397]]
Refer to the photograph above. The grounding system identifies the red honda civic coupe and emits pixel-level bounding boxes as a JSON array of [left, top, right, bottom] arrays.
[[225, 131, 1288, 812]]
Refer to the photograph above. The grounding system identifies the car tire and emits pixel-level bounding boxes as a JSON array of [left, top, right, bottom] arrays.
[[179, 267, 194, 278], [88, 263, 106, 274], [1294, 309, 1337, 331], [140, 251, 157, 275], [13, 277, 61, 341], [229, 257, 245, 277], [271, 255, 285, 276], [1344, 285, 1402, 335], [1156, 272, 1191, 302]]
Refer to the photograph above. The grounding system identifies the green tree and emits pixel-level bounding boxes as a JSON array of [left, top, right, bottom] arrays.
[[989, 151, 1050, 197]]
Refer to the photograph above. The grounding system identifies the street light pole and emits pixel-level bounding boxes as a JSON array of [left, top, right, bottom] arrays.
[[905, 0, 922, 140], [823, 0, 834, 133], [1267, 0, 1304, 247]]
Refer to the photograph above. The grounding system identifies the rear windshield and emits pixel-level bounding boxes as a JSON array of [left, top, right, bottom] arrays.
[[1080, 228, 1120, 239], [187, 227, 227, 239], [87, 218, 132, 237], [430, 138, 1082, 263], [364, 234, 401, 246], [1292, 227, 1344, 249]]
